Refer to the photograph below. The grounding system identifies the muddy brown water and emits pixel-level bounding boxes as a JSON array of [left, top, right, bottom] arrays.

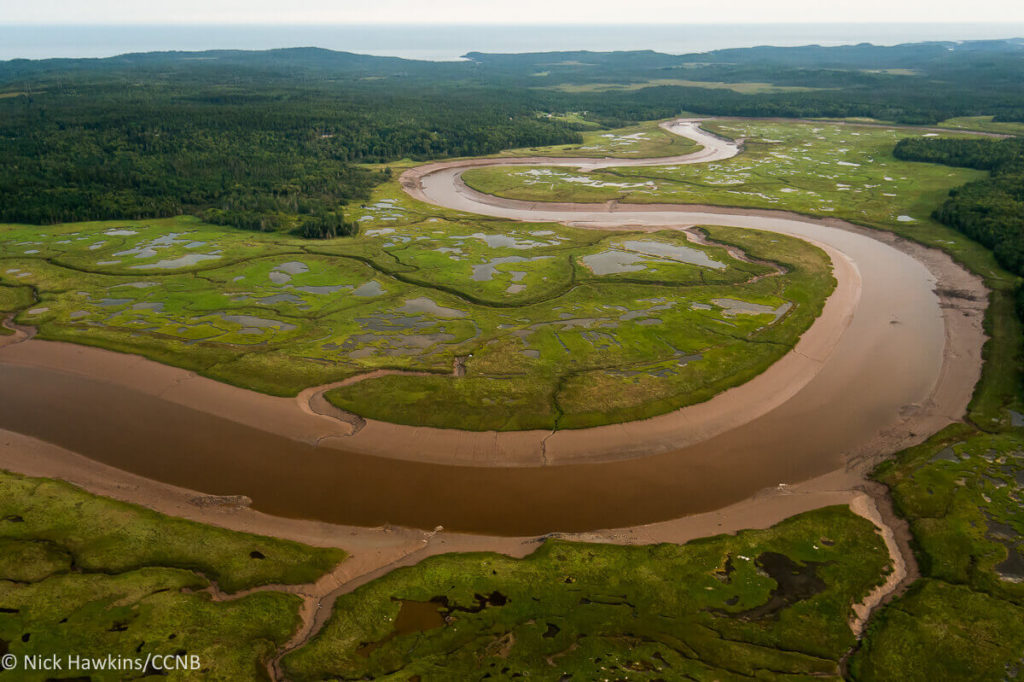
[[0, 120, 975, 537], [0, 230, 953, 536], [0, 328, 930, 536]]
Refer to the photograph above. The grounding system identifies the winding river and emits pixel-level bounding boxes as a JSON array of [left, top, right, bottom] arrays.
[[0, 120, 986, 535]]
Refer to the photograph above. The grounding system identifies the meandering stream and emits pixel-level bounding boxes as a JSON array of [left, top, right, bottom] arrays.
[[0, 119, 985, 535]]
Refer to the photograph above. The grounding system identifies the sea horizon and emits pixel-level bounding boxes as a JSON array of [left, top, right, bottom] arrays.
[[2, 22, 1024, 62]]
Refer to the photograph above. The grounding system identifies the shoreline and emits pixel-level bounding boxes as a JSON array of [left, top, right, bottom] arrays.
[[0, 234, 858, 467], [0, 426, 918, 662], [0, 425, 908, 581], [399, 119, 987, 468], [0, 116, 987, 536], [1, 120, 984, 471]]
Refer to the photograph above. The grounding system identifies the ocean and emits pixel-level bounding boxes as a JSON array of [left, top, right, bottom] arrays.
[[2, 23, 1024, 61]]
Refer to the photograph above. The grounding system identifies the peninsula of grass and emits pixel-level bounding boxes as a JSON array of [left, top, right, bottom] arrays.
[[497, 118, 699, 159], [0, 470, 346, 680], [463, 120, 986, 226], [460, 116, 1024, 428], [283, 506, 890, 681], [937, 115, 1024, 137], [323, 224, 833, 430], [1, 192, 832, 430]]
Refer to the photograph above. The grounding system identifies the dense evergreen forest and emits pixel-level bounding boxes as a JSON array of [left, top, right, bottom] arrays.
[[895, 136, 1024, 314], [0, 84, 582, 233], [1, 39, 1023, 233]]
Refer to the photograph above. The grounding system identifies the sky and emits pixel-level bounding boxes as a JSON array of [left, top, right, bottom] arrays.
[[3, 0, 1024, 25]]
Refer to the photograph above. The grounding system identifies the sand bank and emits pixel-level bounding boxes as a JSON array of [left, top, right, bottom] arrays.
[[0, 117, 987, 535]]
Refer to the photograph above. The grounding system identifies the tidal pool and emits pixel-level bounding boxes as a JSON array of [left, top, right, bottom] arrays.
[[712, 298, 792, 321], [131, 253, 221, 270], [398, 297, 466, 318], [353, 281, 386, 297], [581, 250, 651, 275], [216, 314, 296, 331], [620, 239, 725, 269], [457, 232, 546, 250]]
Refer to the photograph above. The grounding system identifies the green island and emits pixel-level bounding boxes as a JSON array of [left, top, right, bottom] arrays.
[[2, 39, 1024, 681]]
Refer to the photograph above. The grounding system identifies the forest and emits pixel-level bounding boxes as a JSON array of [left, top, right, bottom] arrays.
[[0, 84, 582, 233], [2, 40, 1024, 233], [895, 136, 1024, 314]]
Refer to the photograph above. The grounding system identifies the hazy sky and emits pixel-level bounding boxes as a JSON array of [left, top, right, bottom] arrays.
[[4, 0, 1024, 24]]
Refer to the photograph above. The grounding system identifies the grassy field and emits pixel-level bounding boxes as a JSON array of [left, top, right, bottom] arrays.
[[537, 111, 604, 130], [283, 506, 890, 681], [1, 179, 831, 430], [463, 119, 987, 231], [325, 224, 833, 430], [462, 117, 1024, 428], [846, 426, 1024, 680], [937, 115, 1024, 136], [498, 118, 699, 158], [0, 470, 346, 680], [873, 426, 1024, 603]]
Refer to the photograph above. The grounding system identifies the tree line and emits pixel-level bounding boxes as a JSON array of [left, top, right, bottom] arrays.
[[3, 43, 1024, 236], [894, 136, 1024, 315], [0, 83, 583, 235]]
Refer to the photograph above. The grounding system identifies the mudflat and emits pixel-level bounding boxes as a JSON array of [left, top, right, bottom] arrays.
[[0, 119, 987, 537]]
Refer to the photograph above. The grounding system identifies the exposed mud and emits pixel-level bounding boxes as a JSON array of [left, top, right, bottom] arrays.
[[0, 118, 978, 680]]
